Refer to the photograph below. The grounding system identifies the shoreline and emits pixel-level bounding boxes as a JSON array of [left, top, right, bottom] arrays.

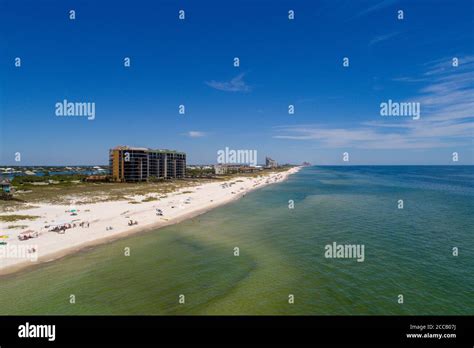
[[0, 167, 301, 277]]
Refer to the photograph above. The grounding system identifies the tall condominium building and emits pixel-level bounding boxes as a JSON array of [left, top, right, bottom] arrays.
[[265, 156, 278, 168], [109, 146, 186, 182]]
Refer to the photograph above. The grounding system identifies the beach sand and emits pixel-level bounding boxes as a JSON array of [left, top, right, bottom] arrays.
[[0, 167, 300, 276]]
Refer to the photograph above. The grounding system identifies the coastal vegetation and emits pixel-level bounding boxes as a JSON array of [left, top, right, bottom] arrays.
[[0, 215, 41, 222], [11, 174, 88, 186], [1, 180, 210, 211], [7, 225, 29, 229], [0, 167, 294, 212], [186, 167, 215, 178], [141, 196, 158, 202]]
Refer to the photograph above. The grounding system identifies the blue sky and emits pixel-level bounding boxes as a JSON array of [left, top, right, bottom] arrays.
[[1, 0, 473, 165]]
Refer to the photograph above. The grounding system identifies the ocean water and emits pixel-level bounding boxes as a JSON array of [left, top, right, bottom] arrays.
[[0, 166, 473, 315]]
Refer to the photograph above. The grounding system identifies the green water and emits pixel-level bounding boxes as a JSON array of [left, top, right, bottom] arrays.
[[0, 166, 473, 315]]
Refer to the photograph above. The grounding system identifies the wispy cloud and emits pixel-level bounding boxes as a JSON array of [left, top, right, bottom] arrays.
[[205, 73, 251, 92], [273, 120, 472, 149], [185, 131, 207, 138], [354, 0, 399, 18], [273, 56, 474, 150], [416, 55, 474, 122], [369, 32, 400, 46], [391, 76, 427, 83]]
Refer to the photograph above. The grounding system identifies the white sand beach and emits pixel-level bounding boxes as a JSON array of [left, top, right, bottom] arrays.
[[0, 167, 300, 275]]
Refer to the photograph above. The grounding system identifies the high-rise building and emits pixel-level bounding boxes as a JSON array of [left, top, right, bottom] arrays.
[[265, 156, 278, 168], [109, 146, 186, 182]]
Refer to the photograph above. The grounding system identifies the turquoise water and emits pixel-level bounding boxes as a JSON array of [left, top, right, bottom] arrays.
[[0, 166, 473, 315]]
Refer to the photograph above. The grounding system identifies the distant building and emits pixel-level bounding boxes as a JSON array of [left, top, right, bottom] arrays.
[[265, 157, 278, 168], [109, 146, 186, 182], [214, 164, 262, 175], [214, 165, 228, 175], [84, 175, 109, 182]]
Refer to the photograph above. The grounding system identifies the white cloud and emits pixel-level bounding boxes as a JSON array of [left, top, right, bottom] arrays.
[[186, 131, 207, 138], [273, 56, 474, 150], [273, 122, 470, 149], [369, 32, 400, 46], [354, 0, 399, 18], [205, 73, 251, 92]]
